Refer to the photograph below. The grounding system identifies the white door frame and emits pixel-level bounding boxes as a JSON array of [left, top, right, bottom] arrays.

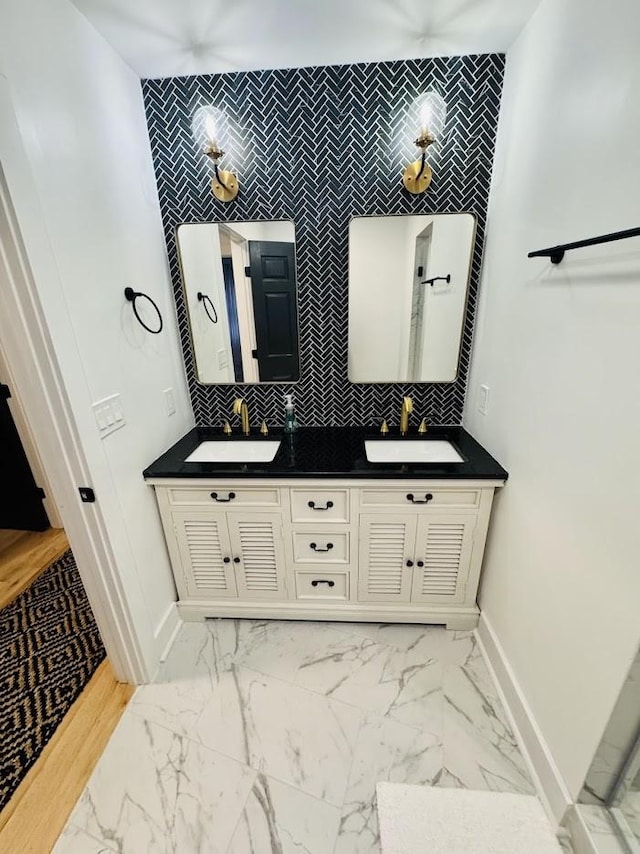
[[0, 161, 146, 684]]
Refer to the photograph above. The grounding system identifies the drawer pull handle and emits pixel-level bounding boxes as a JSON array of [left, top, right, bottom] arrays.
[[309, 542, 334, 552], [311, 579, 336, 588], [406, 493, 433, 504], [233, 557, 241, 564], [406, 559, 414, 567], [223, 557, 231, 564], [211, 492, 236, 502], [308, 500, 334, 511], [417, 560, 424, 567]]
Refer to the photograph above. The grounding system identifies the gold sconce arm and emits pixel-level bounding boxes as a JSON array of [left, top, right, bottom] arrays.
[[403, 129, 435, 195], [204, 143, 239, 202]]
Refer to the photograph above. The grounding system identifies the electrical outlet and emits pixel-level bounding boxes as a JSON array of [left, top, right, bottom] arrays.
[[164, 387, 176, 416], [93, 393, 126, 438], [478, 384, 490, 416]]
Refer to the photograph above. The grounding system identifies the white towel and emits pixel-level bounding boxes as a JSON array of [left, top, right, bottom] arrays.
[[377, 783, 564, 854]]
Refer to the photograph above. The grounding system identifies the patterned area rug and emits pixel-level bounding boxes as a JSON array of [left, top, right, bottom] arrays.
[[0, 550, 105, 811]]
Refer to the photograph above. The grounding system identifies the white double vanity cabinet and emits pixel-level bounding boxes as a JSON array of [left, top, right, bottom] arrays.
[[145, 428, 507, 630]]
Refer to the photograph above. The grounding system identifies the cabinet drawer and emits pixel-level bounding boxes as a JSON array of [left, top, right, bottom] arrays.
[[166, 486, 282, 509], [360, 488, 480, 511], [290, 489, 350, 523], [295, 571, 349, 601], [292, 531, 350, 564]]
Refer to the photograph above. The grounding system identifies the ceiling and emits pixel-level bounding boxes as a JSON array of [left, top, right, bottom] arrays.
[[70, 0, 541, 80]]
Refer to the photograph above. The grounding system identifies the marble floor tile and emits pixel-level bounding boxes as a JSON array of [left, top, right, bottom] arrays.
[[54, 711, 256, 854], [228, 773, 341, 854], [296, 631, 444, 733], [134, 663, 361, 808], [335, 713, 442, 854], [442, 655, 534, 794], [206, 618, 361, 684], [55, 618, 538, 853], [53, 824, 118, 853]]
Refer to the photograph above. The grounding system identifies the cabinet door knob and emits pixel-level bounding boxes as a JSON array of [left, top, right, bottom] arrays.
[[211, 492, 236, 502], [311, 579, 336, 588], [406, 559, 414, 567], [406, 493, 433, 504], [308, 500, 334, 511], [223, 557, 231, 564], [233, 557, 241, 564], [309, 542, 334, 552], [417, 560, 424, 567]]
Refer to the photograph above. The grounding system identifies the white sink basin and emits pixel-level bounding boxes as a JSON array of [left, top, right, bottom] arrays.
[[184, 440, 281, 464], [365, 439, 464, 464]]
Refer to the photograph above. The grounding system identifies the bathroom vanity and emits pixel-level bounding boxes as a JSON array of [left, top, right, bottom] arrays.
[[144, 427, 506, 630]]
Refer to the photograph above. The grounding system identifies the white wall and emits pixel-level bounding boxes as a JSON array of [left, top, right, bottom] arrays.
[[178, 224, 234, 384], [348, 216, 408, 381], [465, 0, 640, 802], [420, 214, 475, 380], [0, 0, 193, 678]]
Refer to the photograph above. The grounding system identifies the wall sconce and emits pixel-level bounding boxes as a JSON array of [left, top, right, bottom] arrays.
[[403, 94, 446, 195], [203, 116, 239, 203]]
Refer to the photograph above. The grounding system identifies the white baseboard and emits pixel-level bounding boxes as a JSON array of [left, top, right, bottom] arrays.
[[154, 602, 182, 667], [475, 613, 573, 824]]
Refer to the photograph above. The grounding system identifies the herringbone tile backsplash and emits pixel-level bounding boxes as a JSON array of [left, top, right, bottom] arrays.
[[142, 55, 504, 427]]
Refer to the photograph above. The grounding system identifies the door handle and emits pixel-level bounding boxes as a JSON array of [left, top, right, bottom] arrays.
[[211, 492, 236, 502], [308, 500, 334, 511], [311, 579, 335, 588], [406, 493, 433, 504], [233, 557, 241, 564], [309, 542, 334, 552], [417, 560, 424, 567], [406, 559, 414, 567], [223, 557, 231, 564]]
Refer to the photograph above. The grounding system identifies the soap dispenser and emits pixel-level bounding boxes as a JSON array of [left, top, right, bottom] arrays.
[[284, 394, 298, 434]]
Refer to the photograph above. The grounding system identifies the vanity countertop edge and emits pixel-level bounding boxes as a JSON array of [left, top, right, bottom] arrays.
[[143, 425, 508, 483]]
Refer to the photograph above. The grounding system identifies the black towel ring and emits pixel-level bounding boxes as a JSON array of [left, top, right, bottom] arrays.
[[124, 287, 163, 334], [197, 291, 218, 324]]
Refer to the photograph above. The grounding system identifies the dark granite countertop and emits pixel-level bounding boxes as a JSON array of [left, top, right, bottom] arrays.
[[143, 425, 508, 481]]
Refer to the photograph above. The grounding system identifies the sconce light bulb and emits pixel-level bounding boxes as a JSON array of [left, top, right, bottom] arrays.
[[419, 101, 433, 134], [205, 115, 218, 148]]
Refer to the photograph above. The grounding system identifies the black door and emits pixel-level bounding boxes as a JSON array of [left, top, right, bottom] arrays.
[[0, 385, 49, 531], [248, 241, 299, 381]]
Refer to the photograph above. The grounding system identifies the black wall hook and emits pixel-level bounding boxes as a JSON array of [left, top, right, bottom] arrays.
[[421, 274, 451, 287], [124, 287, 163, 334]]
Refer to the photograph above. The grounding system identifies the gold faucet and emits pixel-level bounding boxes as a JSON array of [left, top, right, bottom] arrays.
[[232, 397, 250, 436], [399, 396, 413, 436]]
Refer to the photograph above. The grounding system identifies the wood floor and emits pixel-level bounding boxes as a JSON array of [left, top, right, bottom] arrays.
[[0, 528, 134, 850], [0, 526, 69, 608], [0, 659, 133, 853]]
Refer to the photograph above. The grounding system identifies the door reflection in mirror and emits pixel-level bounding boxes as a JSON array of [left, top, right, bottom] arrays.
[[348, 213, 476, 383], [177, 221, 299, 384]]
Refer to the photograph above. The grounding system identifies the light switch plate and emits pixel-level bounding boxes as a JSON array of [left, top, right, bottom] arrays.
[[478, 384, 490, 416], [93, 393, 126, 438], [217, 349, 229, 369], [164, 387, 176, 416]]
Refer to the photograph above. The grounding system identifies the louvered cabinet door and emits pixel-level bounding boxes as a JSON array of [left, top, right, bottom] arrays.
[[227, 513, 287, 600], [411, 514, 476, 604], [173, 511, 238, 598], [357, 514, 416, 603]]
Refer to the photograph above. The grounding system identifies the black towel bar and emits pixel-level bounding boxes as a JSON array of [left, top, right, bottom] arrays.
[[528, 227, 640, 264]]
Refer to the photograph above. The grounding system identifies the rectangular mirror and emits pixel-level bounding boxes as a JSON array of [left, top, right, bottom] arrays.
[[177, 221, 299, 384], [348, 213, 476, 383]]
